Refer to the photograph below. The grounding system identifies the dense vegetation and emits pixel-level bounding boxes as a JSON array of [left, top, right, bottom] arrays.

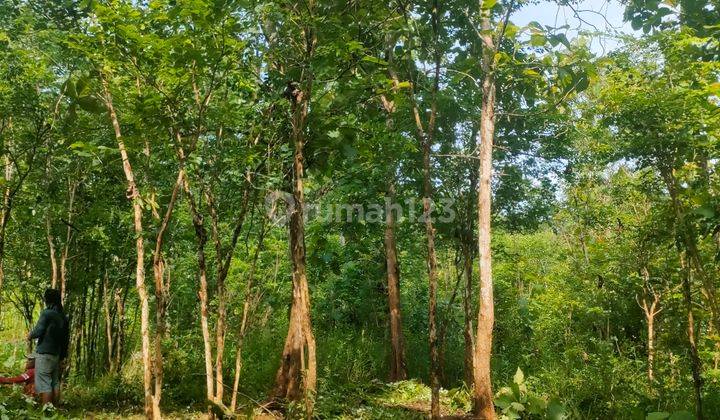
[[0, 0, 719, 418]]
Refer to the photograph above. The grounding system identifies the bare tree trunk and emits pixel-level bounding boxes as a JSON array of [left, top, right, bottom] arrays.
[[103, 269, 115, 372], [405, 1, 441, 414], [463, 246, 475, 387], [183, 176, 216, 415], [385, 181, 407, 382], [473, 8, 497, 418], [681, 254, 704, 420], [639, 294, 660, 382], [380, 58, 408, 383], [151, 169, 183, 415], [47, 216, 59, 288], [102, 75, 156, 420], [206, 191, 228, 405], [0, 149, 13, 323], [114, 287, 126, 372], [637, 266, 661, 383], [206, 184, 251, 406], [421, 119, 441, 420], [60, 180, 77, 303], [230, 223, 266, 412], [273, 78, 317, 418]]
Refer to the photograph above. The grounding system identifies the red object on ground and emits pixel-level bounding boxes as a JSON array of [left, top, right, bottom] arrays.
[[0, 368, 35, 395]]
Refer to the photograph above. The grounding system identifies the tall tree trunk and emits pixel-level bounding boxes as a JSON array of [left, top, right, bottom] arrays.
[[422, 123, 441, 420], [103, 269, 115, 372], [101, 75, 156, 420], [637, 266, 661, 383], [681, 254, 703, 420], [463, 246, 475, 387], [462, 153, 478, 387], [230, 222, 266, 412], [114, 287, 126, 372], [385, 181, 407, 382], [47, 216, 59, 289], [0, 149, 13, 324], [380, 43, 408, 383], [60, 180, 77, 303], [206, 184, 251, 406], [473, 7, 497, 418], [273, 80, 317, 418], [182, 176, 216, 416], [406, 1, 442, 414], [151, 168, 183, 415]]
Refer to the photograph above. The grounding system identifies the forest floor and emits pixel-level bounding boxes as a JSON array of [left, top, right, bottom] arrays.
[[1, 379, 471, 419]]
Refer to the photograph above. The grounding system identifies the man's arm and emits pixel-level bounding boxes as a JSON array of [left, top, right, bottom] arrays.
[[0, 371, 31, 384], [29, 310, 49, 340]]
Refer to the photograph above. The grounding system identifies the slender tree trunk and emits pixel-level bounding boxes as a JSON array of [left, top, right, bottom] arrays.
[[406, 1, 442, 415], [230, 218, 266, 412], [637, 266, 661, 383], [207, 185, 251, 406], [385, 181, 407, 381], [647, 310, 655, 381], [103, 269, 115, 372], [422, 125, 441, 420], [60, 180, 77, 303], [473, 8, 497, 418], [681, 254, 703, 420], [102, 75, 156, 420], [462, 157, 478, 387], [639, 294, 659, 383], [379, 45, 408, 383], [273, 80, 317, 418], [0, 150, 13, 324], [463, 246, 475, 387], [114, 287, 126, 372], [47, 216, 59, 288], [151, 168, 183, 415], [183, 176, 216, 415]]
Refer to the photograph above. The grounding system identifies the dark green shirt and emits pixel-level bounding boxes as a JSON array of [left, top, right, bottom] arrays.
[[30, 307, 69, 359]]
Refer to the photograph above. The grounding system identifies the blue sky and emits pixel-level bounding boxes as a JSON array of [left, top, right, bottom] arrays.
[[512, 0, 637, 54]]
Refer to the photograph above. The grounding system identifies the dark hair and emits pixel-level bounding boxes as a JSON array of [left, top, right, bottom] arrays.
[[44, 288, 64, 313]]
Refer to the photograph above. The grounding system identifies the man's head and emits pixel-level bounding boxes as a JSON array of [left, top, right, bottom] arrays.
[[44, 288, 62, 309]]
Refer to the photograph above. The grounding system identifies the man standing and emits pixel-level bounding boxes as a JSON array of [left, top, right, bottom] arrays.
[[28, 288, 69, 406]]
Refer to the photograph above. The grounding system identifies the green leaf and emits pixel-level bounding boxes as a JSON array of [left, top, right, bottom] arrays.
[[495, 391, 514, 409], [513, 367, 525, 385], [77, 96, 106, 114], [504, 23, 519, 40], [547, 399, 566, 420], [361, 55, 388, 66], [526, 394, 546, 414], [63, 80, 77, 98], [510, 381, 521, 399], [481, 0, 497, 10], [554, 33, 571, 49], [75, 76, 90, 95], [530, 34, 546, 47], [693, 206, 715, 218], [574, 74, 590, 93]]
